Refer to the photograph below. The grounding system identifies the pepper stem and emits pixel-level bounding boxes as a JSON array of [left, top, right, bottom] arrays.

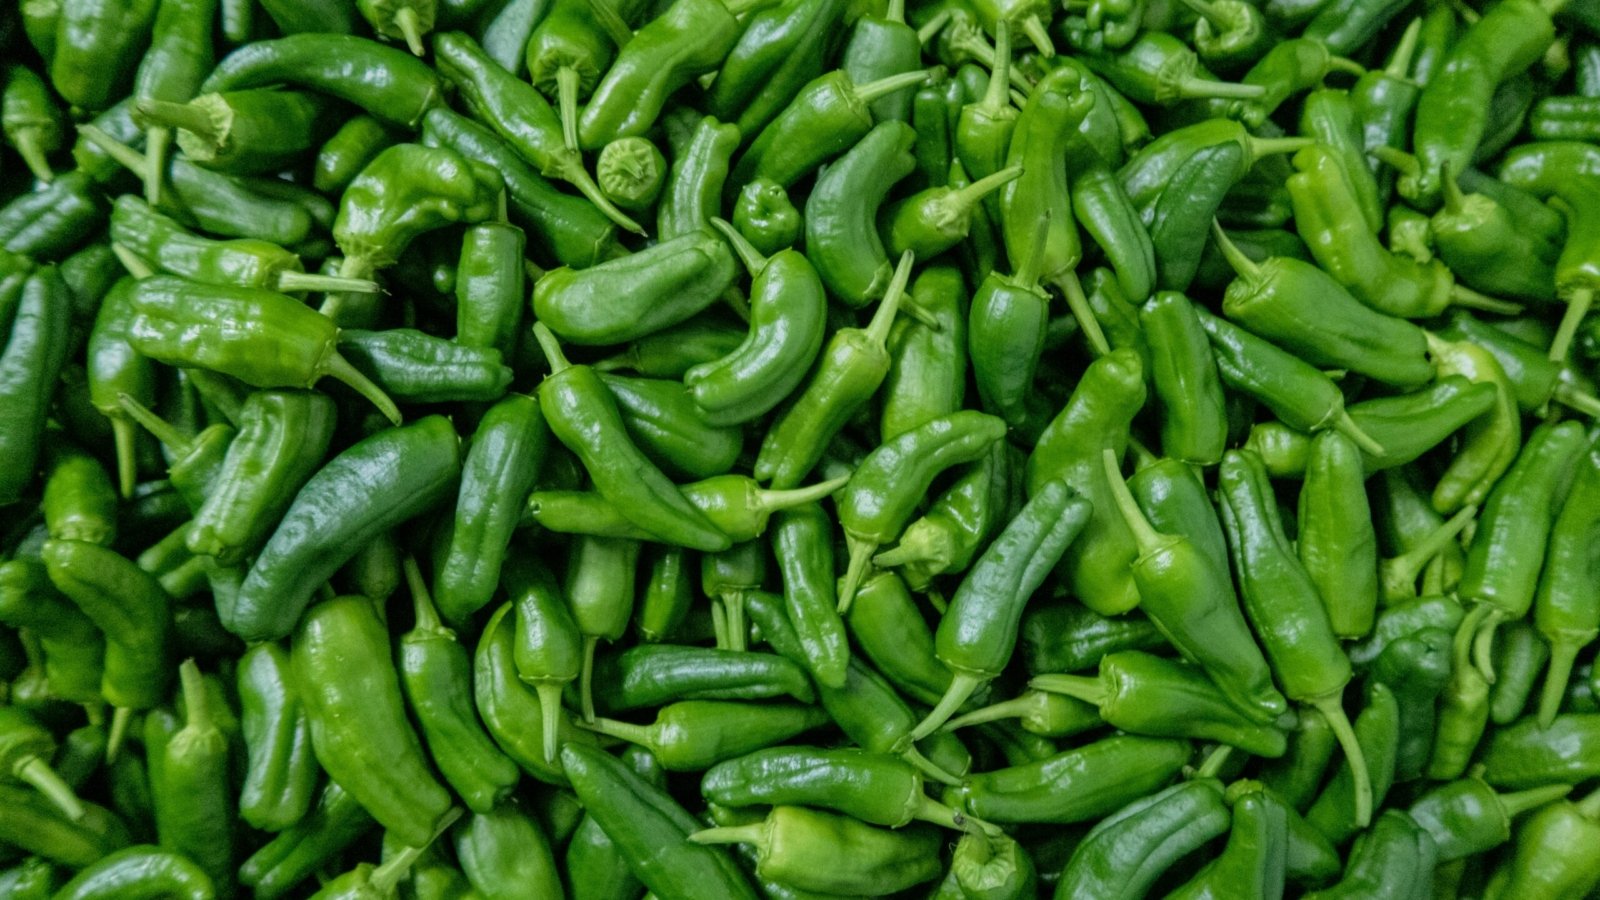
[[1499, 783, 1575, 818], [723, 591, 748, 651], [1380, 504, 1475, 599], [942, 693, 1040, 731], [369, 807, 464, 893], [756, 476, 850, 516], [1176, 0, 1227, 28], [112, 417, 138, 499], [908, 672, 986, 743], [1372, 146, 1421, 179], [943, 165, 1024, 216], [977, 21, 1013, 115], [1331, 410, 1387, 457], [587, 0, 634, 46], [275, 270, 382, 294], [1310, 695, 1372, 829], [556, 66, 581, 154], [319, 351, 403, 426], [143, 127, 168, 206], [1554, 382, 1600, 418], [1537, 639, 1586, 728], [873, 521, 950, 569], [708, 217, 770, 277], [1195, 744, 1235, 779], [916, 9, 952, 44], [1449, 285, 1522, 315], [403, 555, 452, 640], [1055, 271, 1112, 357], [901, 744, 961, 786], [1210, 220, 1261, 280], [855, 68, 941, 106], [15, 757, 86, 822], [1387, 17, 1423, 79], [898, 294, 945, 330], [865, 250, 916, 347], [1175, 77, 1265, 100], [1244, 136, 1315, 165], [1100, 447, 1168, 556], [1020, 14, 1055, 57], [14, 129, 54, 183], [1549, 286, 1594, 364], [577, 713, 654, 748], [135, 99, 221, 143], [1029, 674, 1107, 706], [557, 155, 647, 235], [836, 535, 877, 616], [688, 823, 765, 847], [1327, 56, 1366, 77], [532, 322, 572, 374], [579, 634, 599, 723], [105, 707, 132, 763], [178, 658, 211, 731], [534, 682, 565, 764], [110, 243, 156, 279], [77, 125, 148, 176], [914, 794, 1002, 836], [885, 0, 905, 23], [116, 393, 195, 455]]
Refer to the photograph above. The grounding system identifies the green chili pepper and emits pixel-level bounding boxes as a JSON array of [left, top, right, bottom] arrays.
[[0, 172, 106, 261], [691, 806, 942, 895], [1303, 809, 1435, 898], [51, 845, 214, 900], [2, 65, 66, 184], [1427, 332, 1522, 516], [532, 323, 728, 551], [1259, 708, 1336, 812], [1533, 436, 1600, 727], [149, 660, 233, 894], [313, 115, 399, 197], [912, 478, 1092, 740], [1034, 649, 1289, 755], [709, 0, 850, 134], [0, 560, 104, 705], [577, 0, 744, 149], [221, 415, 461, 641], [113, 394, 232, 513], [236, 642, 316, 833], [48, 0, 157, 113], [1494, 786, 1600, 900], [42, 539, 172, 714], [534, 228, 737, 345], [1219, 448, 1372, 827], [1409, 776, 1574, 863], [1083, 31, 1266, 105], [1019, 600, 1165, 675], [292, 593, 452, 847], [807, 121, 919, 307], [943, 686, 1101, 739], [472, 602, 596, 786], [1460, 421, 1586, 677], [1166, 782, 1288, 900], [1214, 223, 1433, 388], [1370, 627, 1452, 783], [735, 68, 936, 190], [968, 216, 1053, 426], [594, 136, 665, 212], [636, 546, 693, 644], [1405, 0, 1558, 205], [845, 570, 958, 707], [420, 107, 619, 269], [0, 269, 70, 505], [1100, 448, 1286, 720], [41, 444, 117, 548], [0, 707, 85, 821], [133, 88, 334, 177], [201, 33, 444, 127], [562, 741, 758, 899], [657, 116, 739, 241], [755, 250, 912, 488], [1183, 0, 1270, 71], [357, 0, 433, 55], [836, 410, 1007, 611], [1489, 618, 1551, 726], [1055, 778, 1232, 900], [581, 699, 826, 772], [1297, 430, 1380, 639], [239, 780, 374, 898], [875, 432, 1002, 594], [1023, 349, 1147, 616], [564, 746, 662, 900], [561, 534, 642, 723], [398, 558, 521, 814], [1140, 292, 1226, 462], [525, 474, 846, 546], [1303, 681, 1400, 846]]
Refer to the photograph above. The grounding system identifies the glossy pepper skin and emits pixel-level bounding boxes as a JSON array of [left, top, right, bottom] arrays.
[[221, 416, 462, 641], [590, 644, 814, 714], [236, 642, 316, 833], [577, 0, 742, 149], [1533, 437, 1600, 726], [582, 699, 827, 772], [534, 228, 737, 346], [691, 806, 943, 896], [912, 479, 1092, 740], [1297, 430, 1380, 639], [0, 269, 70, 505], [1409, 777, 1574, 863], [41, 443, 117, 547], [473, 602, 596, 786], [1100, 448, 1285, 720], [187, 390, 336, 566], [770, 502, 849, 690], [707, 0, 849, 135], [49, 0, 158, 113], [561, 742, 758, 900], [969, 219, 1053, 426], [292, 594, 452, 848], [150, 661, 234, 895], [1019, 601, 1165, 675], [1215, 224, 1433, 388], [202, 34, 444, 128], [532, 324, 728, 552], [1024, 349, 1148, 616], [1219, 449, 1372, 827], [807, 121, 918, 307], [3, 64, 67, 183], [399, 559, 521, 815], [41, 540, 172, 712], [1495, 787, 1600, 900], [340, 326, 515, 401], [658, 116, 740, 241], [731, 178, 803, 258], [51, 845, 214, 900], [523, 474, 846, 546], [0, 560, 104, 705], [1033, 650, 1288, 755], [1054, 779, 1232, 900]]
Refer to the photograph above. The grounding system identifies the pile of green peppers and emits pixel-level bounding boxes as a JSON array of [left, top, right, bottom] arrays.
[[4, 0, 1600, 895]]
